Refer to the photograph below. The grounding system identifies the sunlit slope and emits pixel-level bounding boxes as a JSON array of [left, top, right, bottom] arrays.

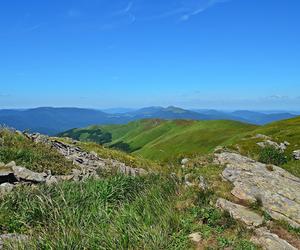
[[61, 119, 257, 161]]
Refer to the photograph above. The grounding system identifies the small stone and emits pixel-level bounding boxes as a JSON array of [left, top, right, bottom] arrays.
[[293, 150, 300, 160], [198, 176, 208, 190], [189, 232, 202, 244], [0, 183, 14, 196], [181, 158, 189, 165]]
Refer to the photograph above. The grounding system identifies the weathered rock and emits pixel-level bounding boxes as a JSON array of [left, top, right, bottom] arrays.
[[257, 140, 287, 152], [181, 158, 189, 165], [251, 228, 297, 250], [184, 173, 194, 187], [255, 134, 271, 140], [198, 176, 209, 190], [0, 162, 18, 184], [0, 234, 29, 249], [0, 183, 14, 196], [216, 152, 300, 228], [12, 166, 46, 183], [216, 198, 263, 227], [293, 150, 300, 160], [188, 232, 202, 244], [45, 175, 58, 185]]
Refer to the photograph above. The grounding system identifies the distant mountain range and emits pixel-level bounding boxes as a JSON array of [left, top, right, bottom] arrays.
[[0, 106, 297, 135]]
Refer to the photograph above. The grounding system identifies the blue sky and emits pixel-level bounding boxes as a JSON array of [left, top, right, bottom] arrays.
[[1, 0, 300, 110]]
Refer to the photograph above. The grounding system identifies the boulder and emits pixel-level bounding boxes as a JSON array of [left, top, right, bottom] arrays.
[[12, 166, 46, 183], [251, 228, 297, 250], [216, 198, 263, 227], [293, 150, 300, 160], [216, 152, 300, 228]]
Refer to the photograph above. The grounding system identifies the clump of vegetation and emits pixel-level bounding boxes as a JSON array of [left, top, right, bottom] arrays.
[[0, 128, 74, 174], [259, 146, 287, 166], [59, 128, 112, 144]]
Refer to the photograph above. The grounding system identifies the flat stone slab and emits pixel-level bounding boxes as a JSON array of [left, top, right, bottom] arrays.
[[216, 198, 263, 227], [251, 228, 297, 250], [216, 152, 300, 228]]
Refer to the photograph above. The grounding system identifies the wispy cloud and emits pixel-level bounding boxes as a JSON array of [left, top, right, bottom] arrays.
[[23, 23, 44, 33]]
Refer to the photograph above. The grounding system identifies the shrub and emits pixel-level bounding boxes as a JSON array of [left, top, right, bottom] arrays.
[[258, 146, 287, 166]]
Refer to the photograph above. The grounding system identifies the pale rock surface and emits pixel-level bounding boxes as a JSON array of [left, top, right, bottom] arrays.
[[216, 198, 263, 227], [216, 152, 300, 228], [251, 228, 297, 250]]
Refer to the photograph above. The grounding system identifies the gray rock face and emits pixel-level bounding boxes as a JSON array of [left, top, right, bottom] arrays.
[[251, 228, 297, 250], [293, 150, 300, 160], [216, 198, 263, 227], [216, 152, 300, 228]]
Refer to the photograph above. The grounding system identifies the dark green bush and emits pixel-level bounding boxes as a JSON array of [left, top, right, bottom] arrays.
[[258, 146, 287, 166]]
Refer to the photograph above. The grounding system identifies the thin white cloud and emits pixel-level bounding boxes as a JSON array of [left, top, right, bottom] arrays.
[[23, 23, 44, 33]]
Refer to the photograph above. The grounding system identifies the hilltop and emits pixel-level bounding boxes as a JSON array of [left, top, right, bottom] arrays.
[[60, 119, 258, 162], [0, 107, 296, 135]]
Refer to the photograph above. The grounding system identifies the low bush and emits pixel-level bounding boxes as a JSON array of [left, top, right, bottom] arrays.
[[258, 146, 287, 166]]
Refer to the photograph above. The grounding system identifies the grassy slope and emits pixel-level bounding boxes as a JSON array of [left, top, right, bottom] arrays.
[[63, 119, 257, 162], [0, 128, 74, 175], [0, 171, 257, 250]]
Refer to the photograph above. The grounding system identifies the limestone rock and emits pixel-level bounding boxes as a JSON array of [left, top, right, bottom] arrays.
[[0, 162, 17, 184], [12, 166, 46, 183], [188, 232, 202, 244], [216, 152, 300, 228], [293, 150, 300, 160], [251, 228, 297, 250], [257, 140, 287, 152], [216, 198, 263, 227], [198, 176, 209, 190], [181, 158, 189, 165], [0, 234, 29, 249], [0, 183, 14, 196]]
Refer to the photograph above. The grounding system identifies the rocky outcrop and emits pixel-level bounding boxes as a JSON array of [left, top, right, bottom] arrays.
[[216, 198, 263, 227], [215, 152, 300, 228], [251, 228, 297, 250], [257, 140, 289, 152], [293, 150, 300, 160], [25, 133, 148, 178]]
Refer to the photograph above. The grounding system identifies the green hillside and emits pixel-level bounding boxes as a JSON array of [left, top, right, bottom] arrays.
[[60, 119, 258, 162]]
